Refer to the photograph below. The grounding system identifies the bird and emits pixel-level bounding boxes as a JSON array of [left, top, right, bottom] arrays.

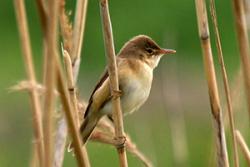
[[69, 35, 175, 150]]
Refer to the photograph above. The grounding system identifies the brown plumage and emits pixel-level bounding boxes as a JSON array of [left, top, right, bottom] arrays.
[[68, 35, 175, 151]]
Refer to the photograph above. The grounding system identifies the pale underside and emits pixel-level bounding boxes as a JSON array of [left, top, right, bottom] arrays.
[[87, 54, 162, 118]]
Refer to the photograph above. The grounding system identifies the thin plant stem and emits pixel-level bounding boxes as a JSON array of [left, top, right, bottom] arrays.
[[235, 130, 250, 166], [53, 0, 90, 165], [43, 0, 59, 165], [209, 0, 239, 167], [35, 0, 48, 85], [71, 0, 88, 65], [70, 0, 88, 83], [232, 0, 250, 119], [63, 49, 80, 126], [56, 56, 90, 167], [35, 0, 47, 34], [62, 49, 90, 167], [195, 0, 229, 166], [100, 0, 128, 166], [14, 0, 44, 166]]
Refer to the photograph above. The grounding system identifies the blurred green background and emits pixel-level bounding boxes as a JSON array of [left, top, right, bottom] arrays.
[[1, 0, 249, 166]]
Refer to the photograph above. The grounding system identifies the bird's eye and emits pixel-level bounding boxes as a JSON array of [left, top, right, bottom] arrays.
[[146, 48, 153, 54]]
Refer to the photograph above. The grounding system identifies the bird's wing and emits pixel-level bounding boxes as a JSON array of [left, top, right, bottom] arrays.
[[84, 69, 110, 118], [84, 57, 125, 118]]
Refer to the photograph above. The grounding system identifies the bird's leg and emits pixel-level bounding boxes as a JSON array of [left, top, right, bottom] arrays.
[[112, 89, 122, 99], [114, 135, 127, 149]]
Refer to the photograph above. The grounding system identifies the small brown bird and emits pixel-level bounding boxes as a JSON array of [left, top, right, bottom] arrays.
[[70, 35, 175, 149]]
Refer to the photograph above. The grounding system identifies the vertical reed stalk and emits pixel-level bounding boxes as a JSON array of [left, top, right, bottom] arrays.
[[14, 0, 44, 166], [195, 0, 229, 166], [209, 0, 239, 166], [232, 0, 250, 119], [71, 0, 88, 65], [63, 50, 80, 126], [43, 0, 60, 166], [235, 130, 250, 166], [55, 57, 90, 167], [62, 49, 90, 167], [54, 0, 90, 165], [35, 0, 47, 33], [35, 0, 48, 85], [100, 0, 128, 166]]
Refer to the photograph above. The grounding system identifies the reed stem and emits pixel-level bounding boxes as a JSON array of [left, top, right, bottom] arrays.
[[209, 0, 239, 166], [43, 0, 60, 166], [235, 130, 250, 166], [14, 0, 44, 166], [56, 57, 90, 166], [195, 0, 229, 166], [100, 0, 128, 166], [54, 0, 90, 165]]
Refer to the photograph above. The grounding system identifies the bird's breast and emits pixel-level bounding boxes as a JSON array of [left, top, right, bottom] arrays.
[[100, 59, 153, 116], [120, 63, 153, 115]]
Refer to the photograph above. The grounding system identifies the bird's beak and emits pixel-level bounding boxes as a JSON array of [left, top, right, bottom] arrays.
[[159, 48, 176, 55]]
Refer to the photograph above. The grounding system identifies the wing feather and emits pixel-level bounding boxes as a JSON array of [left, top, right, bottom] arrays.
[[84, 69, 110, 118], [84, 58, 125, 118]]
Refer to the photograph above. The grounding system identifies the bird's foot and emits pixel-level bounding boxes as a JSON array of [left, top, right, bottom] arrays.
[[114, 136, 126, 149], [112, 89, 122, 99]]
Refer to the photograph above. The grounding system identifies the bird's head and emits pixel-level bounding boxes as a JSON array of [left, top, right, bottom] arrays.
[[118, 35, 176, 68]]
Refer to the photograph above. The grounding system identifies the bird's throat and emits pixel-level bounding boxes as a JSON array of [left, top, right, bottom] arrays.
[[143, 55, 162, 69]]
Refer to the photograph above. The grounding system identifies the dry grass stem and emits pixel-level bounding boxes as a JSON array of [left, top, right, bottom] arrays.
[[232, 0, 250, 119], [54, 0, 90, 165], [235, 130, 250, 166], [54, 3, 74, 166], [195, 0, 229, 166], [35, 0, 47, 34], [71, 0, 88, 64], [56, 57, 90, 167], [100, 0, 128, 166], [43, 0, 60, 166], [56, 6, 90, 165], [69, 0, 89, 85], [14, 0, 44, 166], [62, 49, 80, 126], [209, 0, 239, 166], [35, 0, 48, 83]]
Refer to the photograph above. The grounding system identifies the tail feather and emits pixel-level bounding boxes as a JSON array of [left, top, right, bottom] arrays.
[[80, 115, 99, 144], [68, 114, 100, 152]]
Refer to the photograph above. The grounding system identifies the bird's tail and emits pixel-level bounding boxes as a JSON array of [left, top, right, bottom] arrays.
[[67, 113, 101, 152]]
